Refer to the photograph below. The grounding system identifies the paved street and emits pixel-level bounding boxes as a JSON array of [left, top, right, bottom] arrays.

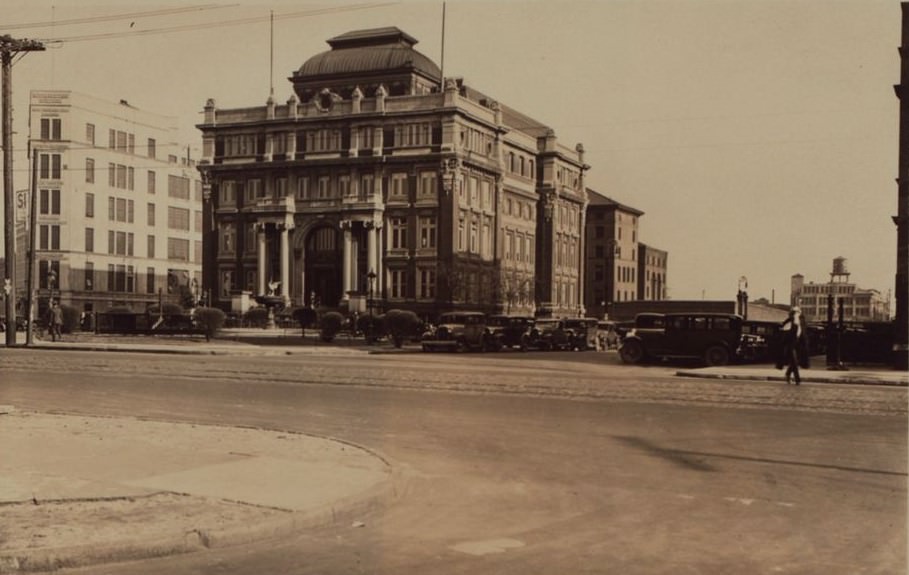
[[1, 348, 906, 574]]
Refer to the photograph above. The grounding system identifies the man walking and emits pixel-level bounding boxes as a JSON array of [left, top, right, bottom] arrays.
[[48, 302, 64, 342]]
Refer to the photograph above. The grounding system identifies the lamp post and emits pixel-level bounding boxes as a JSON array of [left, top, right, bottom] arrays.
[[190, 278, 200, 308], [47, 268, 56, 307], [366, 269, 376, 343], [737, 276, 748, 320]]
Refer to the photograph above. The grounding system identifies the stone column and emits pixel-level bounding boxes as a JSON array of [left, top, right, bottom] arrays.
[[257, 223, 267, 295], [342, 221, 352, 300], [367, 222, 378, 277], [280, 224, 290, 304]]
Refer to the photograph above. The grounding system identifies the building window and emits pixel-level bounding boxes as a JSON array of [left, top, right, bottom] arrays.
[[219, 223, 235, 254], [360, 174, 374, 199], [458, 214, 465, 252], [244, 179, 263, 203], [39, 153, 61, 179], [295, 176, 309, 200], [389, 269, 406, 299], [85, 193, 94, 217], [167, 238, 190, 261], [86, 123, 95, 145], [85, 158, 95, 183], [147, 170, 156, 194], [147, 138, 156, 159], [147, 203, 156, 226], [39, 224, 60, 251], [39, 260, 60, 289], [390, 173, 408, 200], [418, 216, 436, 249], [244, 223, 256, 253], [418, 268, 436, 299], [393, 123, 431, 147], [317, 176, 331, 199], [147, 235, 155, 259], [418, 171, 436, 199], [469, 219, 478, 253], [39, 189, 60, 215], [221, 180, 236, 205], [85, 228, 94, 253], [167, 206, 190, 230], [168, 175, 191, 199], [84, 262, 94, 291], [146, 267, 155, 293], [40, 118, 61, 141], [194, 210, 203, 232], [338, 175, 350, 198], [390, 217, 407, 249]]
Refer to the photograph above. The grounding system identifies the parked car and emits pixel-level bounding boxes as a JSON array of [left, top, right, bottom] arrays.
[[487, 315, 535, 351], [597, 320, 620, 350], [619, 312, 744, 366], [563, 318, 599, 350], [421, 311, 494, 352], [527, 318, 570, 351], [738, 320, 782, 363]]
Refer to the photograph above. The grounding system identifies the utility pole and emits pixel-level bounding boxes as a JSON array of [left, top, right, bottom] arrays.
[[2, 35, 44, 347]]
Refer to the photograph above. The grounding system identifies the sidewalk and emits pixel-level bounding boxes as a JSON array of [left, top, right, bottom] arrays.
[[13, 328, 419, 356], [676, 365, 908, 387], [0, 408, 395, 573]]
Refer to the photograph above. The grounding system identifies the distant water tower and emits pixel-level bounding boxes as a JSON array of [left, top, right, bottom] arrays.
[[830, 256, 850, 283]]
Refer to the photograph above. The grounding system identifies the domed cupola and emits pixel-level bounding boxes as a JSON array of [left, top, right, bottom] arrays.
[[290, 27, 442, 103]]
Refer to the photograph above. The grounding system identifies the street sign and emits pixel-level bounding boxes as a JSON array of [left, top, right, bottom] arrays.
[[15, 190, 28, 225]]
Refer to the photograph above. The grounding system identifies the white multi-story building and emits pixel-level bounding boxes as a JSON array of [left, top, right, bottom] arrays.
[[791, 257, 890, 323], [27, 90, 202, 316]]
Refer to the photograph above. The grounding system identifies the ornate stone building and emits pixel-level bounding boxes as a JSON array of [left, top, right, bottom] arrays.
[[196, 27, 588, 318]]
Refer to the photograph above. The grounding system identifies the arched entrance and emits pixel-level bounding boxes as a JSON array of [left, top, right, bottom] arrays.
[[299, 225, 342, 308]]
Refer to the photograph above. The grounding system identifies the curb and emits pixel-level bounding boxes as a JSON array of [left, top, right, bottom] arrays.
[[0, 467, 402, 574], [675, 370, 908, 387]]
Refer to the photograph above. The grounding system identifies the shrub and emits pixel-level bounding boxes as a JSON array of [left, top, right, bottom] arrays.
[[357, 314, 384, 342], [244, 307, 269, 328], [291, 307, 318, 337], [60, 304, 80, 334], [193, 307, 226, 341], [319, 311, 345, 342], [383, 309, 422, 348]]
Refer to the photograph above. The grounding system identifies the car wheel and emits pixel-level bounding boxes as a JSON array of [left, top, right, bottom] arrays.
[[704, 345, 730, 367], [620, 340, 645, 364], [519, 336, 529, 352]]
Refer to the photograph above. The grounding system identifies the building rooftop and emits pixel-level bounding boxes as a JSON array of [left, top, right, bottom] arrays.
[[293, 26, 440, 82]]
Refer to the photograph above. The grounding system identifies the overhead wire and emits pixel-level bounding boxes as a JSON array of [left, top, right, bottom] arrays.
[[33, 3, 398, 45], [1, 4, 236, 32]]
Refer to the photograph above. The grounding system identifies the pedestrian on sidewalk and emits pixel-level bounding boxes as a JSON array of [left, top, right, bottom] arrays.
[[777, 306, 808, 385], [47, 302, 64, 342]]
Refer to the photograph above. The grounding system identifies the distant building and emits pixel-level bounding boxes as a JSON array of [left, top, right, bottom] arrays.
[[26, 90, 203, 316], [583, 189, 667, 319], [196, 27, 589, 319], [637, 243, 667, 302], [790, 257, 890, 323]]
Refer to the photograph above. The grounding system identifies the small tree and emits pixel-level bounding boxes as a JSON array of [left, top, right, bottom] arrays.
[[244, 307, 269, 328], [193, 307, 226, 341], [291, 307, 318, 338], [357, 314, 384, 343], [383, 309, 421, 348], [319, 311, 345, 342], [60, 304, 80, 334]]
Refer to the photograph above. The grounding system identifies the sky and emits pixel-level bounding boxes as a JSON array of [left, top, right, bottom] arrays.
[[1, 0, 902, 305]]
